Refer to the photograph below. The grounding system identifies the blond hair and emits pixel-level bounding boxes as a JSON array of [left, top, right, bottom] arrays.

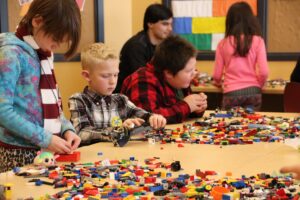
[[81, 43, 118, 70]]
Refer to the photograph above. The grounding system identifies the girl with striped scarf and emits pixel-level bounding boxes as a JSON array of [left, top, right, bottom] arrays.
[[0, 0, 81, 172]]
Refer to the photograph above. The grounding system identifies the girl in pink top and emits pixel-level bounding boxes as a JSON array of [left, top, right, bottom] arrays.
[[213, 2, 269, 111]]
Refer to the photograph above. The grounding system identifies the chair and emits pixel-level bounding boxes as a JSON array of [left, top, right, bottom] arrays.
[[283, 82, 300, 112]]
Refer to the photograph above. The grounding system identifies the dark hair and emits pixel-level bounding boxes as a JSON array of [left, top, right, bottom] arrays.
[[225, 2, 261, 56], [152, 35, 197, 76], [19, 0, 81, 59], [143, 4, 173, 32]]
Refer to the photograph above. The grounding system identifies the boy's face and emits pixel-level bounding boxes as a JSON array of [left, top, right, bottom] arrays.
[[165, 57, 197, 89], [86, 59, 119, 96]]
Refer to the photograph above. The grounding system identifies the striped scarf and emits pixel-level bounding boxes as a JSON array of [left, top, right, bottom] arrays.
[[16, 26, 62, 134]]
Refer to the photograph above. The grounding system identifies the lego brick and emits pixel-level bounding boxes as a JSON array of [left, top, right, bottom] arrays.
[[56, 151, 81, 162]]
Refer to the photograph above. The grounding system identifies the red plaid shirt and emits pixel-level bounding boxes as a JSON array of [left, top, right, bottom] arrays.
[[121, 63, 203, 124]]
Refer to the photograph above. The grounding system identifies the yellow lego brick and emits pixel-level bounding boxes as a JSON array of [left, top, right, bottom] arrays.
[[122, 171, 132, 177], [123, 195, 136, 200]]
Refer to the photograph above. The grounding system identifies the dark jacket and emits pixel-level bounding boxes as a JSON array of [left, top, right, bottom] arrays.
[[116, 31, 155, 92]]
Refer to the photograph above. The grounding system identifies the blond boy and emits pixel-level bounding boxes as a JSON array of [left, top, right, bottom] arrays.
[[69, 43, 166, 146]]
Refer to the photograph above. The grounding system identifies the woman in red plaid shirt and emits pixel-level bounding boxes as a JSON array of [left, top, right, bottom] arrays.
[[121, 35, 207, 124]]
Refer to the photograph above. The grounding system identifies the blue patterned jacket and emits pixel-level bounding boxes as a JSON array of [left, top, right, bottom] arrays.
[[0, 33, 74, 149]]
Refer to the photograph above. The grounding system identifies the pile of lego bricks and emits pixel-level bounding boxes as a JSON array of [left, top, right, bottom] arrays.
[[191, 77, 288, 88], [191, 72, 213, 86], [20, 157, 300, 199], [149, 110, 300, 146], [266, 79, 288, 87]]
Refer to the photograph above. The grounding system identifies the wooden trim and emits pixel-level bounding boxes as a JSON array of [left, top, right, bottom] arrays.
[[267, 53, 300, 61], [54, 53, 80, 62], [94, 0, 104, 43], [0, 0, 8, 33]]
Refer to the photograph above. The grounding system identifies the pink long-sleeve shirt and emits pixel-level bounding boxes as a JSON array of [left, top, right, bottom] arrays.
[[213, 35, 269, 93]]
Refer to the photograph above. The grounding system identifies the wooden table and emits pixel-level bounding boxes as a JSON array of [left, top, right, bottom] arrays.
[[191, 84, 285, 95], [1, 112, 299, 199], [191, 84, 286, 112]]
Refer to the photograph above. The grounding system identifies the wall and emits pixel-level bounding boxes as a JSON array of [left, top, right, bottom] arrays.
[[55, 62, 84, 118], [267, 0, 300, 52], [132, 0, 162, 34], [103, 0, 132, 53]]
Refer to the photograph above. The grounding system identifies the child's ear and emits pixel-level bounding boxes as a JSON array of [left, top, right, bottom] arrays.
[[32, 16, 43, 28], [164, 70, 173, 79], [81, 70, 91, 82]]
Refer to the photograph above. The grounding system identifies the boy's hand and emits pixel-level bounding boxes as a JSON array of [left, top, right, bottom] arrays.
[[47, 135, 72, 154], [123, 118, 145, 129], [64, 130, 81, 151], [195, 92, 207, 113], [149, 114, 166, 129], [184, 92, 207, 113], [280, 164, 300, 180]]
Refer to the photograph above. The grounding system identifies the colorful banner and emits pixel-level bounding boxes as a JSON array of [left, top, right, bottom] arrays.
[[171, 0, 257, 51]]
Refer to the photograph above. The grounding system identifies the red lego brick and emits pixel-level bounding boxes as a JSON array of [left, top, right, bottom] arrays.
[[244, 114, 262, 120], [177, 143, 184, 147], [110, 159, 119, 165], [145, 177, 156, 183], [135, 169, 144, 176], [56, 151, 81, 162]]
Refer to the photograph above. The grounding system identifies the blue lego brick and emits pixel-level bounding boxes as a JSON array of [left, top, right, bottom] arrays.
[[150, 185, 163, 192]]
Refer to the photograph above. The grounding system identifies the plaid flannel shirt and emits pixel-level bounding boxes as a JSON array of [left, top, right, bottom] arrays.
[[69, 87, 151, 144], [121, 63, 204, 124]]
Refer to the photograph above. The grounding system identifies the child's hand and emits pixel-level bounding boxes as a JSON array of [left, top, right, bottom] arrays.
[[184, 93, 207, 113], [280, 164, 300, 180], [213, 80, 222, 87], [64, 130, 81, 151], [123, 118, 145, 129], [47, 135, 72, 154], [149, 114, 166, 129], [194, 93, 207, 113]]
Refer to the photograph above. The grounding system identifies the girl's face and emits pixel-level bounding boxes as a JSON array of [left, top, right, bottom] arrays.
[[164, 57, 197, 89], [31, 17, 65, 52]]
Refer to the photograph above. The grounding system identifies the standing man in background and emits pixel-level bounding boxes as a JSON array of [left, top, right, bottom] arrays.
[[115, 4, 173, 92]]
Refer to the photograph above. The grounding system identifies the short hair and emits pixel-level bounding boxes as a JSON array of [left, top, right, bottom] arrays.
[[81, 43, 118, 70], [152, 35, 197, 76], [143, 4, 173, 32], [19, 0, 81, 59]]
